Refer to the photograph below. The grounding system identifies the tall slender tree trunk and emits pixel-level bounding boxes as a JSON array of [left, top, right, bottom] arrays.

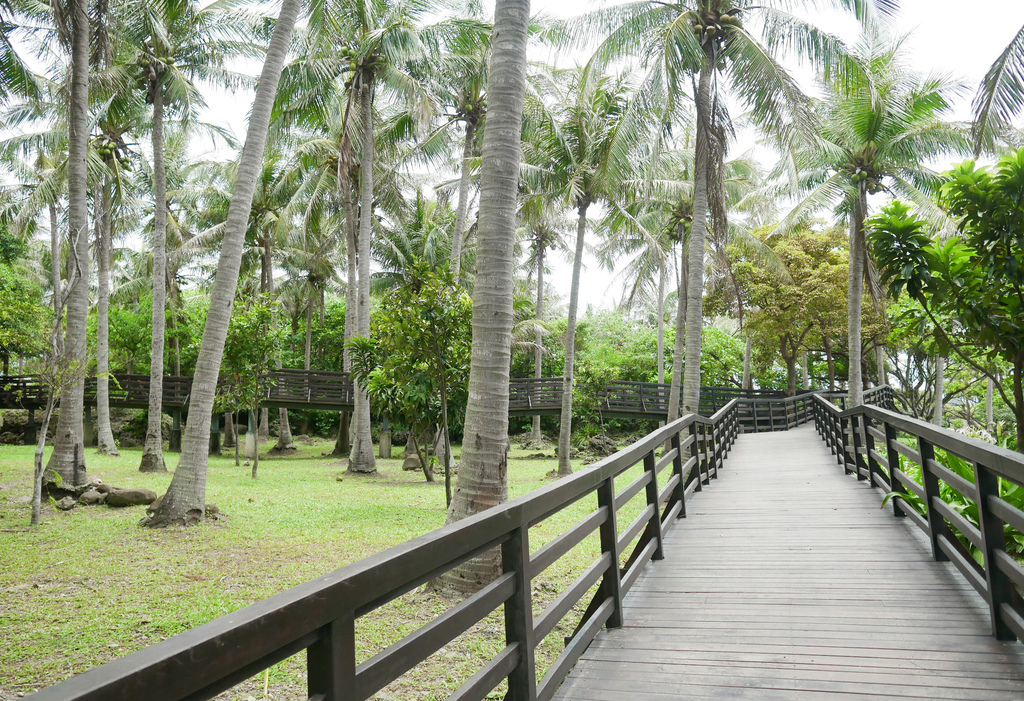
[[96, 181, 118, 455], [683, 65, 712, 415], [144, 0, 302, 527], [334, 185, 358, 457], [668, 233, 687, 421], [263, 238, 294, 451], [348, 76, 376, 474], [876, 345, 886, 387], [824, 331, 836, 392], [986, 377, 995, 429], [847, 188, 867, 407], [933, 355, 945, 426], [530, 235, 545, 442], [556, 202, 589, 476], [45, 0, 90, 489], [656, 262, 666, 385], [140, 85, 168, 473], [49, 202, 62, 331], [451, 119, 476, 281], [802, 352, 810, 391], [1013, 357, 1024, 450], [742, 337, 752, 390], [442, 0, 530, 594]]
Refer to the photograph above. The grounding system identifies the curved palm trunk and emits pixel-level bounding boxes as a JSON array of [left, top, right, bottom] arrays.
[[45, 0, 90, 489], [847, 188, 867, 407], [144, 0, 301, 527], [140, 86, 168, 473], [682, 66, 712, 415], [668, 233, 686, 421], [530, 235, 545, 442], [451, 119, 475, 280], [333, 184, 358, 457], [656, 262, 666, 385], [556, 203, 588, 475], [348, 76, 376, 473], [742, 337, 752, 390], [96, 181, 118, 455], [49, 202, 61, 329], [442, 0, 530, 594]]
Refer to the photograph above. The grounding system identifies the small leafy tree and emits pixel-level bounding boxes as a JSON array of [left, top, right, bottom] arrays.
[[868, 149, 1024, 450], [347, 261, 472, 505], [221, 297, 283, 478]]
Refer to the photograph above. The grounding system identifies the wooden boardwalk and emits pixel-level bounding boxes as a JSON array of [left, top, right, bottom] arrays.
[[555, 424, 1024, 700]]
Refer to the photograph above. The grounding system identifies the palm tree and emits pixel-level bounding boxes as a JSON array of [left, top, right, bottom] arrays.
[[144, 0, 302, 528], [121, 0, 261, 472], [772, 33, 969, 406], [572, 0, 896, 414], [442, 0, 531, 593], [973, 23, 1024, 152], [45, 0, 90, 488], [525, 67, 639, 475]]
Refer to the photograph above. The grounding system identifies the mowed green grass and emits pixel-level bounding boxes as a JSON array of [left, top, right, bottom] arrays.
[[0, 436, 650, 700]]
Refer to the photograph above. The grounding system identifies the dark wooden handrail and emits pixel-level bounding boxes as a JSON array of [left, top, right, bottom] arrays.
[[30, 402, 744, 701], [811, 392, 1024, 644]]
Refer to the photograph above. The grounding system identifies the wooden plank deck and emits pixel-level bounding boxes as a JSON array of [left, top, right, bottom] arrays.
[[555, 424, 1024, 700]]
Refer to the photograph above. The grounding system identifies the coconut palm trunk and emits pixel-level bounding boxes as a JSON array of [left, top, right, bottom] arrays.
[[876, 345, 885, 386], [442, 0, 530, 593], [986, 377, 995, 428], [656, 262, 666, 385], [802, 353, 810, 391], [348, 75, 376, 473], [95, 181, 118, 455], [531, 234, 545, 442], [140, 84, 168, 473], [668, 231, 686, 421], [45, 0, 90, 489], [264, 238, 294, 451], [682, 65, 712, 415], [144, 0, 302, 527], [49, 202, 61, 325], [847, 188, 867, 407], [933, 355, 945, 426], [333, 182, 358, 457], [556, 202, 589, 475], [742, 337, 752, 390], [451, 119, 475, 280]]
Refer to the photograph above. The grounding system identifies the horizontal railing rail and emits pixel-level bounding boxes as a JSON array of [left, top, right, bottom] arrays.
[[812, 392, 1024, 644], [599, 382, 818, 420], [31, 402, 743, 701]]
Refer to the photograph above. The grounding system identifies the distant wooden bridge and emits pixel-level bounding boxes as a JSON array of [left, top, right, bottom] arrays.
[[28, 388, 1024, 700]]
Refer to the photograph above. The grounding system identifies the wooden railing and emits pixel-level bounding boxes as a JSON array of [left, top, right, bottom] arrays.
[[30, 402, 742, 701], [509, 378, 563, 416], [598, 382, 818, 420], [812, 393, 1024, 643]]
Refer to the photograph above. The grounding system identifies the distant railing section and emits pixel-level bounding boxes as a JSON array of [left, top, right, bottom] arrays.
[[813, 392, 1024, 644], [31, 401, 744, 701], [509, 378, 563, 416]]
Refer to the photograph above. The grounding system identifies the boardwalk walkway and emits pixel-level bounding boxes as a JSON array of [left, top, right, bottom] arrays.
[[555, 424, 1024, 700]]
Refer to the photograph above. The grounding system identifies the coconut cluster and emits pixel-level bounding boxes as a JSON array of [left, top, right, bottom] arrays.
[[846, 141, 884, 194], [93, 135, 132, 170], [689, 7, 742, 45]]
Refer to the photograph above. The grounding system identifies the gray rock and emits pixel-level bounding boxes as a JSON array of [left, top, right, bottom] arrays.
[[55, 496, 76, 511], [106, 488, 158, 508], [78, 489, 105, 506]]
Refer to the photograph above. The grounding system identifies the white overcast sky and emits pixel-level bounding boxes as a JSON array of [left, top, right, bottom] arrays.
[[195, 0, 1024, 312]]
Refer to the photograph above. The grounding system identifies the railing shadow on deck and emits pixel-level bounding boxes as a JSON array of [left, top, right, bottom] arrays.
[[812, 392, 1024, 644], [29, 403, 744, 701]]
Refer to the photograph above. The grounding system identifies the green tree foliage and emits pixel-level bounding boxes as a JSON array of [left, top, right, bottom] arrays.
[[347, 262, 471, 502], [0, 229, 49, 368], [221, 297, 284, 478], [868, 149, 1024, 450]]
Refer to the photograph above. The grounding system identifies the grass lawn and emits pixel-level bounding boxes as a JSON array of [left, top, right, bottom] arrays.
[[0, 434, 648, 700]]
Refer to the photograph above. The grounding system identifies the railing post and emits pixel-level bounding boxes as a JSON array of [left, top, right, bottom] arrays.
[[307, 613, 356, 701], [503, 524, 538, 700], [671, 430, 686, 518], [839, 416, 852, 474], [596, 476, 624, 628], [643, 449, 665, 560], [689, 423, 702, 491], [864, 415, 879, 486], [975, 462, 1016, 641], [884, 422, 907, 518], [852, 415, 868, 481], [918, 437, 948, 562]]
